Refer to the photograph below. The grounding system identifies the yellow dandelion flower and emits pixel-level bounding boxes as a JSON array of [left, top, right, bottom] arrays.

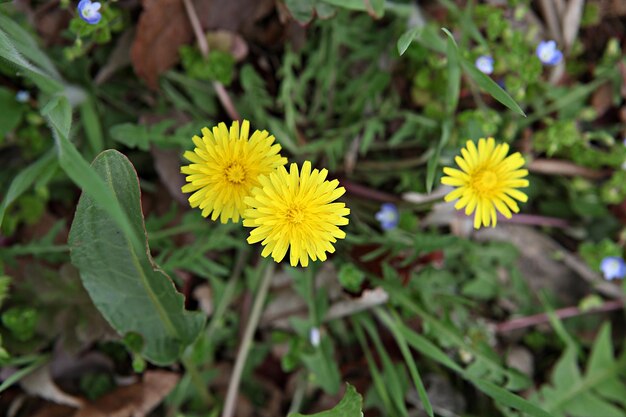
[[181, 120, 287, 223], [243, 161, 350, 267], [441, 137, 529, 229]]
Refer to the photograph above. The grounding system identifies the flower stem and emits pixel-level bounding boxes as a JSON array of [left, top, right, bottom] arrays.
[[221, 260, 274, 417]]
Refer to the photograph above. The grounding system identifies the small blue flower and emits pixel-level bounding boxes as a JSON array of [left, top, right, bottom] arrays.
[[375, 203, 399, 231], [536, 40, 563, 66], [15, 90, 30, 103], [77, 0, 102, 25], [600, 256, 626, 281], [309, 327, 320, 347], [475, 55, 494, 75]]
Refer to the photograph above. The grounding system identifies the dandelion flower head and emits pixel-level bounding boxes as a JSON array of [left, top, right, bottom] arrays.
[[77, 0, 102, 24], [600, 256, 626, 281], [243, 161, 350, 267], [441, 138, 529, 229], [181, 120, 287, 223]]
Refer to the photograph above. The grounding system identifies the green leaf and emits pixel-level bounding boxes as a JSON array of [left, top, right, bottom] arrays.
[[460, 59, 525, 116], [321, 0, 383, 17], [289, 384, 363, 417], [0, 86, 24, 138], [284, 0, 316, 23], [43, 97, 143, 254], [397, 26, 422, 56], [301, 336, 341, 395], [471, 379, 555, 417], [79, 97, 105, 156], [0, 149, 57, 229], [0, 26, 63, 94], [68, 150, 204, 364], [442, 28, 461, 115], [0, 13, 61, 79], [377, 309, 434, 417], [425, 120, 451, 193]]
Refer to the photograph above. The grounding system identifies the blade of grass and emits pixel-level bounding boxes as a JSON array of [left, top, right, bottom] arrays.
[[375, 308, 434, 417], [439, 27, 525, 117], [79, 97, 105, 156], [0, 355, 49, 394], [443, 28, 461, 115], [425, 119, 451, 193], [353, 319, 394, 413], [358, 315, 409, 417]]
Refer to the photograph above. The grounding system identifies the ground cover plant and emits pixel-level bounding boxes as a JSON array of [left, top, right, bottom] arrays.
[[1, 0, 626, 416]]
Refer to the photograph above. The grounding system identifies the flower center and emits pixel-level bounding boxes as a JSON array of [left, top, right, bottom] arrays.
[[473, 170, 498, 194], [286, 206, 306, 224], [82, 3, 97, 17], [225, 162, 246, 184], [605, 260, 619, 275]]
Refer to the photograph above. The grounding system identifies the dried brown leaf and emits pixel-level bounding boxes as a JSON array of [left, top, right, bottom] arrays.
[[74, 371, 179, 417], [591, 82, 613, 117], [20, 364, 85, 408], [131, 0, 193, 89], [131, 0, 276, 89]]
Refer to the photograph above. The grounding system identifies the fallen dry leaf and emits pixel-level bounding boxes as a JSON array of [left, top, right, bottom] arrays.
[[151, 145, 188, 206], [131, 0, 276, 89], [206, 30, 249, 62], [131, 0, 193, 89], [20, 364, 85, 408], [74, 371, 179, 417], [591, 82, 614, 117]]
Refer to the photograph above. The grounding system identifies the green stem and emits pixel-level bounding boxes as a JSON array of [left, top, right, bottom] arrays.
[[206, 247, 249, 342], [176, 247, 249, 410], [181, 355, 213, 406], [221, 260, 274, 417]]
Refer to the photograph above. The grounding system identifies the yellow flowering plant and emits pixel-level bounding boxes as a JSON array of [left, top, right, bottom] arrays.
[[181, 120, 287, 223], [441, 137, 529, 228], [181, 121, 350, 267]]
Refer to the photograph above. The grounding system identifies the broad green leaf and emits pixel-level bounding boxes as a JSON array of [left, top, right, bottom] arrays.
[[0, 149, 57, 228], [397, 26, 422, 56], [289, 384, 362, 417], [426, 120, 451, 193], [460, 59, 525, 116], [68, 150, 204, 364], [43, 97, 142, 253]]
